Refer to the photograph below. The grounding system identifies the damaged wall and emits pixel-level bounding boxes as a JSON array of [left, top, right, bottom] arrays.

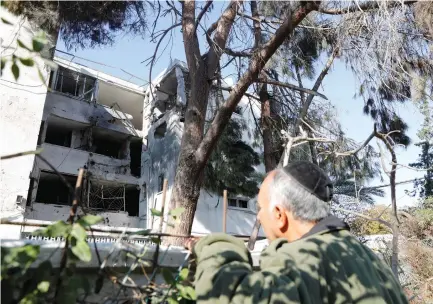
[[43, 92, 139, 137], [25, 203, 140, 228], [143, 63, 265, 236], [0, 7, 52, 219]]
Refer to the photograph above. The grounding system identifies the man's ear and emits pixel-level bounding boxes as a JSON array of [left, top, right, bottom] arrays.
[[272, 205, 288, 230]]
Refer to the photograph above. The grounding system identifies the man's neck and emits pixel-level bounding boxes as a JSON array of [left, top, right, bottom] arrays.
[[285, 220, 316, 242]]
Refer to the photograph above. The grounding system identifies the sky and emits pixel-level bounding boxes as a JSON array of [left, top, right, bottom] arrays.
[[55, 2, 426, 208]]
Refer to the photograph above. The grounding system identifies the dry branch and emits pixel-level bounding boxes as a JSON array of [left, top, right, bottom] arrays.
[[317, 1, 417, 15]]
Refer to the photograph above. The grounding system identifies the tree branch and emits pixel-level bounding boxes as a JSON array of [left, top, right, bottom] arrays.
[[196, 2, 319, 168], [206, 0, 241, 78], [224, 47, 252, 57], [294, 46, 338, 133], [317, 1, 417, 15], [255, 78, 328, 100], [195, 0, 213, 32]]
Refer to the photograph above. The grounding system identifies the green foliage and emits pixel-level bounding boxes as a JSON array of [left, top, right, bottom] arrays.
[[76, 214, 103, 227], [3, 1, 148, 50], [151, 208, 163, 217], [1, 18, 56, 84], [333, 179, 385, 205], [350, 205, 393, 235], [204, 118, 262, 197], [409, 141, 433, 199], [1, 215, 102, 303]]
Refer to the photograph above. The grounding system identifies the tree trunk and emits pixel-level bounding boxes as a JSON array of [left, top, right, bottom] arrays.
[[167, 0, 318, 247]]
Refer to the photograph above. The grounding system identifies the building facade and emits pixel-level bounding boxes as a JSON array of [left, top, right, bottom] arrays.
[[1, 7, 265, 239]]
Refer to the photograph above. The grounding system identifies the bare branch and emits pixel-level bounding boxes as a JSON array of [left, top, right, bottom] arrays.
[[0, 148, 43, 160], [317, 1, 417, 15], [255, 78, 328, 100], [195, 0, 213, 32], [224, 47, 252, 57], [334, 128, 375, 156], [294, 47, 339, 133], [206, 0, 241, 78], [196, 2, 320, 167]]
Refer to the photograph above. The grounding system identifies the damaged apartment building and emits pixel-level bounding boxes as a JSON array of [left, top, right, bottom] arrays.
[[2, 50, 264, 237], [24, 57, 146, 228]]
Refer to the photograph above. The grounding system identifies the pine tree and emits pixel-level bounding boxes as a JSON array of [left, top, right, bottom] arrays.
[[203, 116, 262, 198], [410, 141, 433, 203]]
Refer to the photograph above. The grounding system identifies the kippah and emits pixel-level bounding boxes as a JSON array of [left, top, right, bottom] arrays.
[[282, 161, 333, 202]]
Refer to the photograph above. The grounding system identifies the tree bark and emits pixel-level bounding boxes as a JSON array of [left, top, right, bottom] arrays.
[[168, 1, 319, 246], [166, 0, 241, 245]]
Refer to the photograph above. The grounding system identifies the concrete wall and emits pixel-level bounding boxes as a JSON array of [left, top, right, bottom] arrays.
[[143, 67, 266, 236], [0, 8, 51, 219], [25, 203, 140, 228], [43, 92, 137, 137]]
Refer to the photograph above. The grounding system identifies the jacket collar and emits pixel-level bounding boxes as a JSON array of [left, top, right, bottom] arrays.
[[301, 215, 350, 239]]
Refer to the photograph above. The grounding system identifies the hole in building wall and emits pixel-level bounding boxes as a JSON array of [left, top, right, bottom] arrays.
[[158, 174, 165, 192], [130, 140, 142, 177], [45, 124, 72, 147], [154, 122, 167, 139], [125, 185, 140, 217], [93, 135, 124, 159], [35, 171, 77, 205], [54, 66, 96, 101]]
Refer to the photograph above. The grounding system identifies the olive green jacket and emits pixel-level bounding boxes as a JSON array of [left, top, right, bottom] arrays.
[[192, 216, 408, 304]]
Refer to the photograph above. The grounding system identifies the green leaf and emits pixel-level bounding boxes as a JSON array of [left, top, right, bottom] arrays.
[[37, 67, 47, 86], [178, 268, 189, 281], [71, 240, 91, 262], [41, 58, 58, 70], [32, 38, 45, 52], [1, 17, 13, 25], [11, 63, 19, 80], [167, 297, 179, 304], [77, 214, 103, 227], [33, 221, 71, 238], [169, 207, 185, 217], [162, 268, 175, 285], [37, 281, 50, 293], [1, 245, 40, 277], [177, 285, 196, 300], [133, 229, 152, 236], [19, 57, 34, 67], [17, 39, 32, 51], [19, 292, 37, 304], [71, 223, 87, 241], [150, 237, 161, 244], [1, 58, 6, 72], [150, 208, 162, 217]]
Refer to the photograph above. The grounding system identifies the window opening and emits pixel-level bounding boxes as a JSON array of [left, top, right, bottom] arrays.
[[35, 171, 77, 205]]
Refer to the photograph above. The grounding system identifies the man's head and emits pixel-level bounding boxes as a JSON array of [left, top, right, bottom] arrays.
[[257, 161, 333, 242]]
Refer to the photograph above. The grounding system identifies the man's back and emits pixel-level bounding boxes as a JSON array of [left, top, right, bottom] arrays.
[[192, 217, 408, 303]]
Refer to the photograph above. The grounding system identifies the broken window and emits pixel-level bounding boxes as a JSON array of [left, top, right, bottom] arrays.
[[87, 180, 140, 217], [93, 135, 124, 158], [45, 123, 72, 147], [87, 180, 125, 212], [228, 198, 248, 209], [35, 171, 77, 205], [125, 185, 140, 217], [130, 140, 142, 177], [158, 175, 164, 192], [54, 66, 96, 102], [154, 122, 167, 139]]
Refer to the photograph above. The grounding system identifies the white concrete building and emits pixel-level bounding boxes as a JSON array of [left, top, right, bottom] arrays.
[[1, 6, 265, 240]]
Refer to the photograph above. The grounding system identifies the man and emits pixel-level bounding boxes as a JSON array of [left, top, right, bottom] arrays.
[[186, 161, 408, 303]]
